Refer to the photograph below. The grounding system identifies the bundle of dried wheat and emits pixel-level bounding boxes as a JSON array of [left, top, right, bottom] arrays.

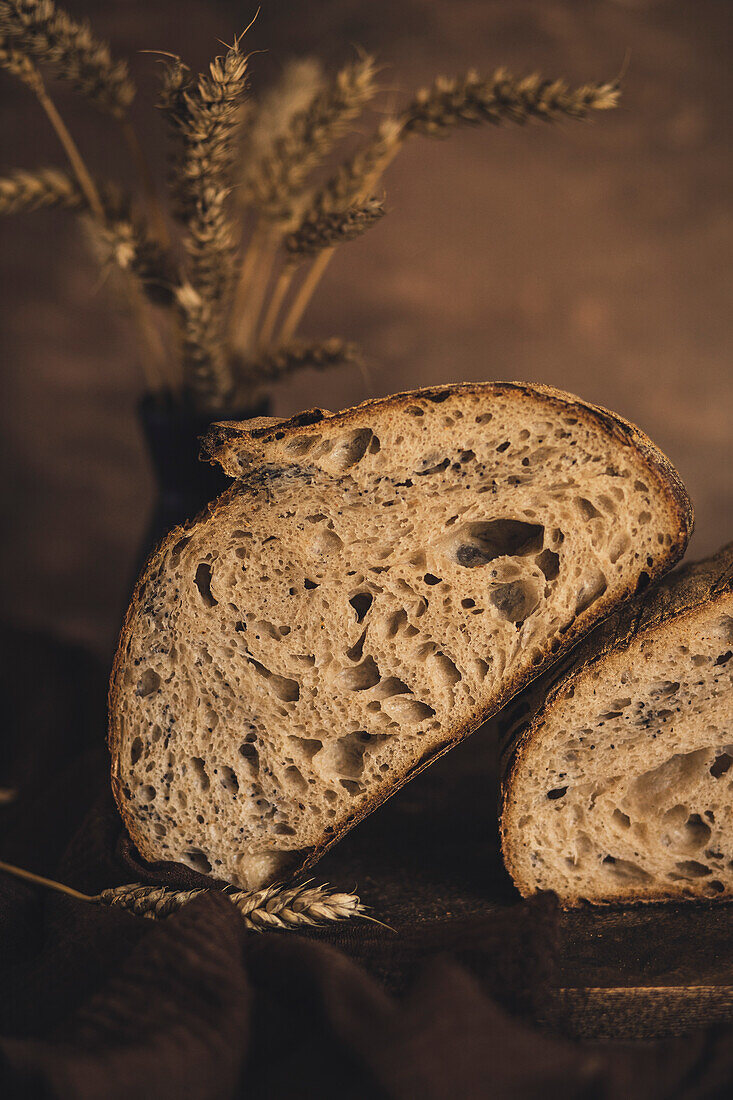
[[0, 0, 620, 410]]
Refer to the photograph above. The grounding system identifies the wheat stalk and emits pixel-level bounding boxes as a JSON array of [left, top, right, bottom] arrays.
[[98, 880, 366, 929], [278, 68, 620, 342], [0, 858, 369, 931], [239, 56, 324, 205], [401, 68, 620, 136], [237, 337, 361, 391], [286, 197, 385, 259], [0, 0, 134, 117], [160, 37, 250, 406], [249, 53, 377, 226], [0, 165, 83, 213], [0, 29, 39, 85], [231, 54, 377, 353]]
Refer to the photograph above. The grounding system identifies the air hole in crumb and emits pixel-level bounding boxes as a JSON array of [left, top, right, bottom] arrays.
[[331, 731, 384, 779], [339, 656, 380, 691], [405, 405, 424, 417], [349, 592, 373, 622], [311, 528, 343, 555], [274, 823, 296, 836], [416, 457, 450, 476], [346, 630, 366, 662], [661, 806, 711, 853], [547, 786, 567, 800], [433, 652, 461, 686], [575, 568, 607, 614], [461, 598, 475, 609], [673, 860, 711, 879], [449, 520, 544, 568], [219, 766, 239, 794], [635, 571, 650, 594], [711, 753, 733, 778], [576, 497, 602, 521], [381, 697, 435, 723], [386, 609, 408, 636], [190, 757, 210, 792], [194, 563, 218, 607], [496, 441, 510, 453], [239, 742, 259, 770], [424, 573, 442, 585], [372, 676, 411, 699], [169, 536, 191, 567], [330, 428, 375, 469], [184, 849, 211, 875], [649, 680, 680, 698], [284, 765, 308, 793], [602, 856, 651, 883], [130, 736, 143, 765], [286, 435, 315, 456], [135, 669, 161, 697], [491, 577, 542, 623], [304, 579, 319, 590], [536, 549, 560, 580], [248, 658, 300, 702], [612, 809, 631, 829], [608, 532, 631, 564], [140, 784, 156, 802], [368, 435, 381, 454]]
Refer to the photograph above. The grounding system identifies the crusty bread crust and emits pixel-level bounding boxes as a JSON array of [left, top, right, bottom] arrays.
[[109, 381, 693, 884], [500, 541, 733, 906]]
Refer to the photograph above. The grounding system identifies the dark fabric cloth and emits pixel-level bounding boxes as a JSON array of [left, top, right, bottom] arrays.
[[2, 629, 733, 1099]]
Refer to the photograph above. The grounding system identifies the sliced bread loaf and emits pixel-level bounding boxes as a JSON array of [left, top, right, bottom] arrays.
[[109, 382, 692, 890], [500, 541, 733, 905]]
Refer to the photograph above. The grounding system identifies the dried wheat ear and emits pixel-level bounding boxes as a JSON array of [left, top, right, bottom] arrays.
[[501, 542, 733, 906], [109, 382, 691, 890]]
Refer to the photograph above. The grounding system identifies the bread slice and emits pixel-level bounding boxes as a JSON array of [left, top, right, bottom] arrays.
[[109, 382, 692, 890], [500, 541, 733, 906]]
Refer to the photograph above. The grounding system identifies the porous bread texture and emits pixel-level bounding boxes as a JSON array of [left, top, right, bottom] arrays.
[[501, 542, 733, 906], [109, 382, 691, 890]]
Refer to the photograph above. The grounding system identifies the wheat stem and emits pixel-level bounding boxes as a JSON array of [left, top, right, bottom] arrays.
[[278, 248, 334, 343], [278, 143, 399, 342], [0, 858, 93, 902], [33, 76, 103, 216], [236, 337, 361, 390], [249, 53, 377, 225], [257, 263, 293, 347], [228, 219, 267, 346], [28, 79, 170, 388], [0, 0, 135, 117], [231, 224, 279, 354]]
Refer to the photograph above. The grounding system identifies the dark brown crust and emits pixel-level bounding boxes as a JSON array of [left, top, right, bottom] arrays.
[[109, 381, 694, 884], [500, 541, 733, 907]]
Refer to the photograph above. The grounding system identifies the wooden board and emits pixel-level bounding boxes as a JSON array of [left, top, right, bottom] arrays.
[[542, 905, 733, 1039]]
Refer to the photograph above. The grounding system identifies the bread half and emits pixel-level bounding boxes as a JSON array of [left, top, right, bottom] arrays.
[[109, 382, 692, 889], [500, 541, 733, 905]]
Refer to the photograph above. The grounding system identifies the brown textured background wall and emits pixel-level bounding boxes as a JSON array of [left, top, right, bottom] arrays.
[[1, 0, 731, 659]]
